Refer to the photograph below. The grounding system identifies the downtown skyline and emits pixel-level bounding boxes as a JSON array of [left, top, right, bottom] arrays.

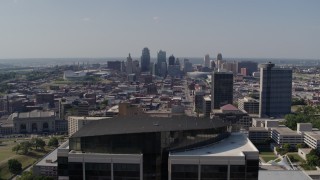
[[0, 0, 319, 59]]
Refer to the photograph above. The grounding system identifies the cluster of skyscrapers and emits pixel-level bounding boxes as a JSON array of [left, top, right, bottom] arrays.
[[123, 47, 195, 78], [209, 61, 292, 118], [51, 49, 294, 180], [124, 48, 292, 118]]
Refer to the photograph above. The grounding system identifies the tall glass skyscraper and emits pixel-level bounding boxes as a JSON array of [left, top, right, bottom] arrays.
[[259, 62, 292, 117], [211, 71, 233, 109], [141, 47, 150, 72], [156, 50, 166, 77], [157, 50, 166, 64], [168, 55, 175, 66], [126, 53, 133, 74]]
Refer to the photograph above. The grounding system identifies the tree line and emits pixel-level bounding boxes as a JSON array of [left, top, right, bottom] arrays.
[[285, 105, 320, 130]]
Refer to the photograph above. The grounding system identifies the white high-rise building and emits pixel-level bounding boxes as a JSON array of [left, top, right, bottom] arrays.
[[204, 54, 210, 68]]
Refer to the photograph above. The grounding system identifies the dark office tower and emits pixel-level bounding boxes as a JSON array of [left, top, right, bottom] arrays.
[[175, 58, 180, 66], [141, 47, 150, 72], [217, 53, 222, 61], [157, 50, 166, 77], [259, 62, 292, 118], [211, 71, 233, 109], [168, 55, 175, 65], [238, 61, 258, 76], [210, 60, 216, 69], [107, 61, 122, 71], [157, 50, 166, 64], [217, 53, 223, 70]]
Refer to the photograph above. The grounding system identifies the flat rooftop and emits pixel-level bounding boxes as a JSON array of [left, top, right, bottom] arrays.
[[35, 148, 58, 167], [71, 116, 227, 138], [249, 127, 268, 132], [304, 131, 320, 140], [203, 96, 211, 101], [252, 118, 285, 122], [68, 116, 108, 120], [259, 170, 312, 180], [170, 133, 258, 157], [11, 110, 55, 119], [272, 127, 301, 136]]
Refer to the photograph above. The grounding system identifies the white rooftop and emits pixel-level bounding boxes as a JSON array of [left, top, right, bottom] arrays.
[[36, 148, 58, 167], [259, 170, 312, 180], [68, 116, 108, 120], [170, 133, 258, 157], [10, 110, 55, 120], [304, 131, 320, 140]]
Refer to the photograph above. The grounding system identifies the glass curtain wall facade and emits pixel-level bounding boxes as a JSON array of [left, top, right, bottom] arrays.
[[170, 163, 258, 180], [67, 127, 229, 180], [259, 63, 292, 117], [211, 72, 233, 109]]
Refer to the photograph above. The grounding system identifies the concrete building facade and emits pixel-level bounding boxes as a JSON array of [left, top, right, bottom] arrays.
[[11, 110, 56, 134], [238, 97, 259, 114]]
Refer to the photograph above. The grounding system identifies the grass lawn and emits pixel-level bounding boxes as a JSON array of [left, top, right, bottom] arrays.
[[275, 158, 281, 162], [0, 150, 50, 180], [259, 151, 275, 156], [0, 139, 53, 180], [0, 142, 17, 162], [261, 155, 277, 162]]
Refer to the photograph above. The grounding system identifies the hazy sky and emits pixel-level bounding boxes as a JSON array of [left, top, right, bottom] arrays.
[[0, 0, 320, 59]]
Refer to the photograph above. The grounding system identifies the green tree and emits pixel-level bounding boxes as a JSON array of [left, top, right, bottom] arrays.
[[31, 138, 46, 150], [18, 171, 33, 180], [296, 143, 304, 149], [12, 144, 21, 154], [20, 141, 32, 155], [307, 154, 320, 167], [8, 159, 22, 175], [283, 143, 291, 152], [285, 106, 320, 130], [48, 137, 59, 147], [58, 136, 65, 143], [100, 99, 109, 109], [292, 98, 307, 105]]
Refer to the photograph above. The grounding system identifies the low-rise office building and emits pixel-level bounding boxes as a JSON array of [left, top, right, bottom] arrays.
[[271, 127, 304, 146], [303, 131, 320, 150], [249, 118, 302, 146], [213, 104, 252, 131], [248, 127, 269, 143], [238, 97, 259, 114], [296, 123, 320, 150], [67, 116, 107, 136]]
